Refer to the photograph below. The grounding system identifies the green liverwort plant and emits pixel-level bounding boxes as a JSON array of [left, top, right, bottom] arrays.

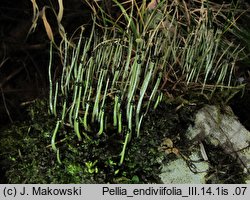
[[48, 0, 244, 166]]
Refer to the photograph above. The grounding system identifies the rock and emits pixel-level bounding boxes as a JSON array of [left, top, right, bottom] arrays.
[[160, 151, 209, 183], [186, 105, 250, 182]]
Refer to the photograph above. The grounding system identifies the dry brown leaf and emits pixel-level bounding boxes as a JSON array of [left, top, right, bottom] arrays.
[[40, 6, 54, 42], [161, 138, 174, 148], [57, 0, 64, 23], [28, 0, 39, 36], [164, 148, 172, 155], [147, 0, 158, 11], [172, 147, 180, 156]]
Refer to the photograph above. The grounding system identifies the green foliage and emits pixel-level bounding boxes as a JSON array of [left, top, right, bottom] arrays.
[[48, 0, 245, 167], [0, 100, 245, 183], [0, 100, 166, 183]]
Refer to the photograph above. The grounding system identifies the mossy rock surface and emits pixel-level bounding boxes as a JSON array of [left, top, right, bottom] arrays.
[[0, 99, 194, 183], [0, 99, 246, 183]]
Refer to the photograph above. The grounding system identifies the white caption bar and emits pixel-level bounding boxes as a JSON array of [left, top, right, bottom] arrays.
[[0, 184, 249, 200]]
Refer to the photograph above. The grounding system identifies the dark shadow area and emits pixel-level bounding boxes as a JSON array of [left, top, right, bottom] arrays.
[[0, 0, 93, 126]]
